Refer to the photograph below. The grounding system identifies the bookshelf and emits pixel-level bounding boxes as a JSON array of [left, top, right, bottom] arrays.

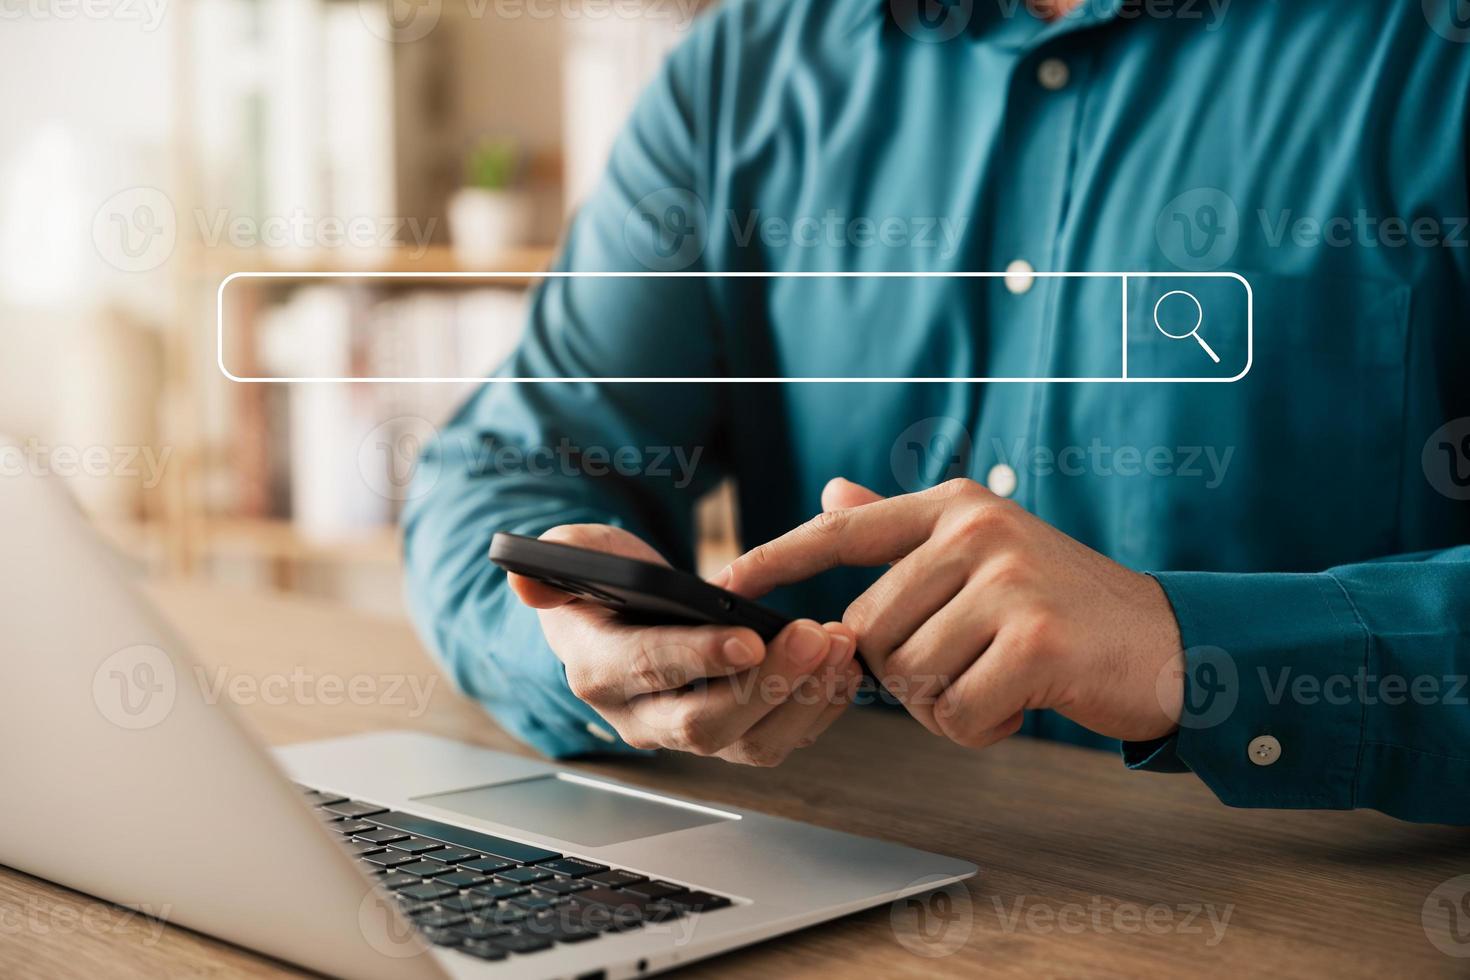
[[136, 0, 723, 606]]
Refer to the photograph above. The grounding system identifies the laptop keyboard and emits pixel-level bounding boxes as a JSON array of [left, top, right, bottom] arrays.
[[300, 786, 734, 963]]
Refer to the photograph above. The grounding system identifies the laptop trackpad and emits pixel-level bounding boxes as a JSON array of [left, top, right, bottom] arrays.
[[414, 773, 735, 847]]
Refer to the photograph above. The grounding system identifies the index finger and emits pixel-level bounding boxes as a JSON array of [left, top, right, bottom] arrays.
[[718, 492, 941, 598]]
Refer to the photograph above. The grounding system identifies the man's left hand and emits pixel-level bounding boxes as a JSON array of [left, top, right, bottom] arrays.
[[716, 477, 1186, 749]]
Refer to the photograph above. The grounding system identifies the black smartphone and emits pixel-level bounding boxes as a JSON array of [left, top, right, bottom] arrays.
[[489, 532, 792, 641]]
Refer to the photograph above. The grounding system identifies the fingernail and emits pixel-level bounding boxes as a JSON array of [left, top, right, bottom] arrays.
[[789, 623, 828, 668], [825, 633, 853, 668], [724, 638, 760, 667], [711, 566, 732, 588]]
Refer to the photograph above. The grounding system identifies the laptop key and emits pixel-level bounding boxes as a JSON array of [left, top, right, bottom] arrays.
[[395, 860, 451, 878], [415, 910, 468, 930], [322, 800, 388, 819], [534, 877, 590, 897], [507, 895, 557, 913], [490, 933, 553, 955], [336, 821, 378, 836], [430, 848, 481, 864], [387, 837, 444, 855], [354, 828, 410, 845], [420, 927, 463, 947], [350, 842, 387, 856], [460, 857, 517, 874], [496, 866, 553, 885], [536, 858, 608, 878], [585, 869, 647, 888], [304, 791, 348, 807], [644, 901, 683, 923], [400, 882, 458, 902], [439, 894, 493, 914], [371, 811, 560, 865], [452, 920, 512, 942], [479, 906, 529, 927], [437, 870, 490, 889], [362, 851, 418, 869], [621, 881, 688, 902], [665, 890, 732, 913], [459, 939, 509, 961], [471, 883, 528, 902], [378, 872, 424, 891]]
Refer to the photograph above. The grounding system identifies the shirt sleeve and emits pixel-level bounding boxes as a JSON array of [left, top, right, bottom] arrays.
[[1126, 548, 1470, 825], [401, 31, 728, 759]]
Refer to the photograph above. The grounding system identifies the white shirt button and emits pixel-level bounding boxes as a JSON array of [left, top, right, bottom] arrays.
[[986, 463, 1018, 498], [1004, 259, 1036, 295], [1248, 735, 1281, 766], [1037, 57, 1070, 91]]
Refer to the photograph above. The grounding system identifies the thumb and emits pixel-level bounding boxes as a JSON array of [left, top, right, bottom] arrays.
[[821, 477, 886, 512]]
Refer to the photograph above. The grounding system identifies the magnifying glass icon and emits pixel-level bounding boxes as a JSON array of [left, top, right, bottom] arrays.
[[1152, 290, 1220, 364]]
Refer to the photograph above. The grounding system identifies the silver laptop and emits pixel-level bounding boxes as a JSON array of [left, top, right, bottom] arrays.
[[0, 461, 976, 979]]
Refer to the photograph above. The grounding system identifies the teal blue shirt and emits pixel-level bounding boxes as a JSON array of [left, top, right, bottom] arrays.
[[403, 0, 1470, 824]]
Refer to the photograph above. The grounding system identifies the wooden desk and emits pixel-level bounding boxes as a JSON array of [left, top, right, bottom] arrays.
[[3, 581, 1467, 978]]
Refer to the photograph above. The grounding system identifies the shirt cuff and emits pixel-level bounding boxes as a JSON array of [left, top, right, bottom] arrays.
[[1142, 570, 1369, 810]]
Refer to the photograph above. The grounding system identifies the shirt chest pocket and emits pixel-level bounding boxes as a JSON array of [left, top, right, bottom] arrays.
[[1128, 271, 1411, 572]]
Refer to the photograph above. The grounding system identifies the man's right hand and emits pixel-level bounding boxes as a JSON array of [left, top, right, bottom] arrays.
[[507, 524, 861, 767]]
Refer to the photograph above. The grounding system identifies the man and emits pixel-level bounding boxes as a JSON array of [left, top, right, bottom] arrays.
[[404, 0, 1470, 824]]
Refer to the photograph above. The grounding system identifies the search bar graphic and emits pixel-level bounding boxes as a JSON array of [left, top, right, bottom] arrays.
[[218, 270, 1251, 383]]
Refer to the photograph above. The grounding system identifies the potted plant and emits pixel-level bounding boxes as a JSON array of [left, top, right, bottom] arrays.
[[448, 137, 533, 264]]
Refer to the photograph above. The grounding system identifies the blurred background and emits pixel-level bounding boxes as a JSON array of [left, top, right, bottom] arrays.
[[0, 0, 734, 616]]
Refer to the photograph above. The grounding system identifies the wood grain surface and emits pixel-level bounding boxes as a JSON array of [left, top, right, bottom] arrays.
[[2, 580, 1466, 979]]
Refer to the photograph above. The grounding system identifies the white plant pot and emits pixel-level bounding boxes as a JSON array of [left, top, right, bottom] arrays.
[[448, 188, 533, 264]]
